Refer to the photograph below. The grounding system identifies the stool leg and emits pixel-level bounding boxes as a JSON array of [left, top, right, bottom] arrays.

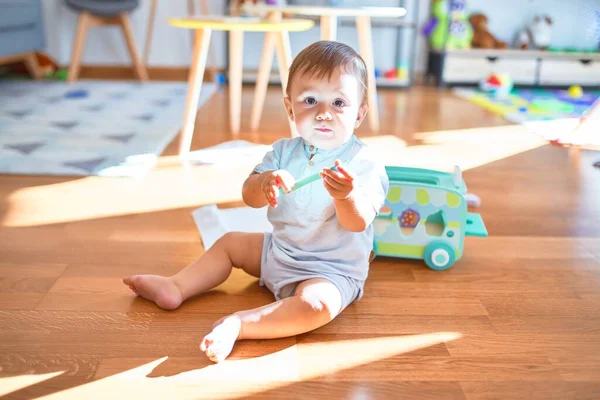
[[118, 12, 149, 82], [229, 30, 244, 135], [250, 31, 276, 131], [356, 15, 380, 132], [179, 28, 212, 156], [320, 15, 337, 41], [143, 0, 157, 65], [275, 30, 298, 137], [67, 11, 91, 83]]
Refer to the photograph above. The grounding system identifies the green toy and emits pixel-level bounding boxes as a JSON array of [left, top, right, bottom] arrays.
[[424, 0, 473, 51], [279, 164, 339, 195], [372, 165, 487, 270]]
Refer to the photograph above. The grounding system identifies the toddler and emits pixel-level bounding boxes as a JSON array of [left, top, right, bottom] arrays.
[[123, 41, 389, 363]]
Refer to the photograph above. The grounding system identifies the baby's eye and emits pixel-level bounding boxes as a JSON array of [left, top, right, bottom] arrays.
[[304, 97, 317, 105], [333, 99, 347, 107]]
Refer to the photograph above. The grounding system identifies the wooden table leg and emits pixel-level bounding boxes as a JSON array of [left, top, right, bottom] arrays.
[[179, 28, 212, 156], [250, 31, 276, 131], [275, 29, 299, 137], [250, 11, 281, 132], [356, 15, 380, 132], [229, 29, 244, 135], [320, 15, 337, 41]]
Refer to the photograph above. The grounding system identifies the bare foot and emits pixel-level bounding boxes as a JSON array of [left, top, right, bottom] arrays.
[[122, 275, 183, 310], [200, 315, 242, 363]]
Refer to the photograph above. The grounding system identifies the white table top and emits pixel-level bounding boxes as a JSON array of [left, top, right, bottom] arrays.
[[242, 4, 407, 18]]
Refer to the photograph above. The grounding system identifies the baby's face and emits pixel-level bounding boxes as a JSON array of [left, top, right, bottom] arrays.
[[284, 67, 368, 150]]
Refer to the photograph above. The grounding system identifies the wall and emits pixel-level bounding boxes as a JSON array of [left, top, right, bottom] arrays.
[[41, 0, 599, 73], [467, 0, 599, 50]]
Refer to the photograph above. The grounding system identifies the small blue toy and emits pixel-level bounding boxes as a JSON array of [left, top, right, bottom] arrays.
[[373, 165, 488, 270]]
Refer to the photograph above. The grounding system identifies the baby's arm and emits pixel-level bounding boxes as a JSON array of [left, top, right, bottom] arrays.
[[242, 172, 272, 208], [321, 161, 375, 232], [334, 195, 376, 232]]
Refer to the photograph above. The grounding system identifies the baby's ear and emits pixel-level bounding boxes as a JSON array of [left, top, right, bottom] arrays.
[[283, 97, 294, 121], [355, 103, 369, 128]]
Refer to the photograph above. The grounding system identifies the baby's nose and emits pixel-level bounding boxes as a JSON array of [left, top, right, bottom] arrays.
[[316, 108, 332, 120]]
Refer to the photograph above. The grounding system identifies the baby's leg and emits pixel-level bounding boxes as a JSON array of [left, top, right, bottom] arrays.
[[200, 278, 342, 362], [123, 232, 264, 310]]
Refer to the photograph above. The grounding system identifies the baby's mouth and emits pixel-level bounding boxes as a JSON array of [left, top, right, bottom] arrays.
[[314, 127, 334, 137]]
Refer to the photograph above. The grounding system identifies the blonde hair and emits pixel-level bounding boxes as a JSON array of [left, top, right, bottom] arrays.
[[286, 41, 368, 105]]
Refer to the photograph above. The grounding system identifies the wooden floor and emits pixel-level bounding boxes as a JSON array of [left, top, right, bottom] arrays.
[[1, 84, 600, 399]]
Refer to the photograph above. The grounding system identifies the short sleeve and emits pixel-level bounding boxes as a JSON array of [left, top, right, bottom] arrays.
[[350, 147, 389, 215], [252, 138, 285, 174]]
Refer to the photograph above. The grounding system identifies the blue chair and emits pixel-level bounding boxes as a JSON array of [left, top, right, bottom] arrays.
[[65, 0, 148, 82], [0, 0, 45, 79]]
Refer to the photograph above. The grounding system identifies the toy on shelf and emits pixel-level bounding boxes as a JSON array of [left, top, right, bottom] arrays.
[[424, 0, 473, 51], [479, 73, 513, 98], [396, 63, 409, 80], [381, 64, 409, 81], [469, 13, 507, 49], [515, 15, 553, 50], [373, 166, 488, 271]]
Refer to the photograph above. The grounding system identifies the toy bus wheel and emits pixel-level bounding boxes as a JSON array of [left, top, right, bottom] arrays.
[[424, 241, 455, 271]]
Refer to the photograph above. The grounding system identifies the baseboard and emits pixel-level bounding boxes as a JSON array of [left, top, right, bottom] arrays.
[[74, 64, 428, 87], [76, 65, 223, 82]]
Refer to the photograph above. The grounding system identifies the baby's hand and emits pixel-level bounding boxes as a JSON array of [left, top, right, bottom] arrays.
[[320, 160, 355, 200], [262, 170, 295, 207]]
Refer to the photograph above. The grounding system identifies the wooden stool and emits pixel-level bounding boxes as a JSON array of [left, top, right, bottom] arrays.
[[169, 16, 314, 156], [243, 5, 407, 133]]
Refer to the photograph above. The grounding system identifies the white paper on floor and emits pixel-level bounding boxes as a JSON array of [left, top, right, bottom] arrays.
[[184, 140, 272, 168], [192, 204, 272, 249], [523, 118, 600, 146]]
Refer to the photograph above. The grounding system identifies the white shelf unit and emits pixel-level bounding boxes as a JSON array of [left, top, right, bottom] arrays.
[[428, 49, 600, 88]]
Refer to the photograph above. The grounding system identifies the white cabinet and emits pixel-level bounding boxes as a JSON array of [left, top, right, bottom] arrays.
[[539, 58, 600, 86], [443, 53, 537, 84], [430, 49, 600, 88]]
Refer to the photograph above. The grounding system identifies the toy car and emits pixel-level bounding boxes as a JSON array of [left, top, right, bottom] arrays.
[[373, 166, 488, 270]]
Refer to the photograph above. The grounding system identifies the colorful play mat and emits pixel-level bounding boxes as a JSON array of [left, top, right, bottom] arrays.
[[454, 87, 600, 124]]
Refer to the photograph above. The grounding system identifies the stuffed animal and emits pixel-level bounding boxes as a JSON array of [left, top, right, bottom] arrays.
[[469, 13, 507, 49], [515, 15, 553, 50], [423, 0, 473, 51]]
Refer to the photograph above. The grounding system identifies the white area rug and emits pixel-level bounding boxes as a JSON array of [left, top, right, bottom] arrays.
[[0, 80, 216, 177]]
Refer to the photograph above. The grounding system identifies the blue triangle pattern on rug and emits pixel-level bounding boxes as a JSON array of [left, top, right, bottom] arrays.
[[51, 121, 80, 130], [7, 109, 34, 118], [4, 142, 45, 155], [152, 99, 171, 107], [103, 133, 136, 144], [133, 113, 154, 122], [82, 104, 106, 112], [0, 80, 217, 178], [63, 157, 107, 173]]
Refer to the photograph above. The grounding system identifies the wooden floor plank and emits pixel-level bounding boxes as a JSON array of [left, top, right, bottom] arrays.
[[0, 263, 68, 310], [461, 381, 600, 400]]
